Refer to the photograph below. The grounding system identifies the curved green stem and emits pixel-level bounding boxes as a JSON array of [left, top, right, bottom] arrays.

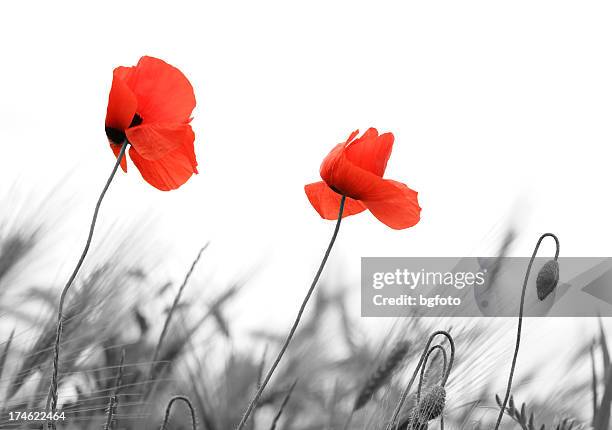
[[235, 195, 347, 430], [493, 233, 559, 430], [46, 141, 128, 429]]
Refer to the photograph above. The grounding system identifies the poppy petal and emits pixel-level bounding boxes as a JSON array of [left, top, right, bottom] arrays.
[[362, 180, 421, 230], [120, 56, 196, 124], [129, 144, 198, 191], [109, 144, 128, 172], [105, 73, 137, 130], [345, 129, 360, 145], [304, 182, 366, 220], [344, 128, 393, 176], [113, 65, 132, 81], [320, 149, 381, 200], [126, 123, 194, 160]]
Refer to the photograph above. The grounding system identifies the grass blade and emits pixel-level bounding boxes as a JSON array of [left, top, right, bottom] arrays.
[[0, 328, 15, 380], [269, 380, 298, 430]]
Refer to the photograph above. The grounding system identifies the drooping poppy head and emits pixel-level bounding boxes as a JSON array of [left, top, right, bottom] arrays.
[[105, 56, 198, 191], [536, 259, 559, 301], [305, 128, 421, 230]]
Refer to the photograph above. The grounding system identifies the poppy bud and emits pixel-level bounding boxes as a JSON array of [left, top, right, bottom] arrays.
[[536, 259, 559, 301], [397, 408, 428, 430], [417, 385, 445, 422]]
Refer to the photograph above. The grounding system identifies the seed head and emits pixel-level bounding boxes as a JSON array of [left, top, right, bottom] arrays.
[[354, 340, 410, 410], [536, 259, 559, 301]]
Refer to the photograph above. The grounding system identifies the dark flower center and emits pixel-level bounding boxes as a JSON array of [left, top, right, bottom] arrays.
[[105, 113, 143, 144]]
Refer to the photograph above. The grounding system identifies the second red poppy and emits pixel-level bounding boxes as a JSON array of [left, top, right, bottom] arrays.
[[305, 128, 421, 230]]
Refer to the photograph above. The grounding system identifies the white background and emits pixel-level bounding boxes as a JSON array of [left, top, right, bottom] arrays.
[[1, 0, 612, 405]]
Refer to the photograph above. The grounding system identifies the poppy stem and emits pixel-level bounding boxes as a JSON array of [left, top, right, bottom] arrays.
[[234, 195, 347, 430], [493, 233, 559, 430], [386, 330, 455, 430], [45, 140, 129, 430], [416, 344, 448, 403], [160, 396, 197, 430]]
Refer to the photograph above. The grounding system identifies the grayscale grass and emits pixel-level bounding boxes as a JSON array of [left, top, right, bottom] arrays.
[[0, 191, 603, 429]]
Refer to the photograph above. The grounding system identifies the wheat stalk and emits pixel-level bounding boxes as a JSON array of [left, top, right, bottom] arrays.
[[354, 340, 411, 411], [0, 328, 14, 381], [269, 380, 298, 430], [103, 349, 125, 430], [148, 243, 208, 382]]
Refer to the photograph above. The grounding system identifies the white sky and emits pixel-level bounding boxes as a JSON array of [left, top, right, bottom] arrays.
[[1, 0, 612, 409]]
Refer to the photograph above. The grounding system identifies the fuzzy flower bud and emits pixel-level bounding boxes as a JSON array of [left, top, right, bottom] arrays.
[[536, 259, 559, 301], [417, 385, 446, 422], [397, 408, 428, 430]]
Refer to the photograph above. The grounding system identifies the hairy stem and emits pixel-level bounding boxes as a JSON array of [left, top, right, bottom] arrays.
[[493, 233, 559, 430], [386, 330, 455, 430], [46, 141, 128, 430], [235, 195, 347, 430], [416, 344, 448, 403]]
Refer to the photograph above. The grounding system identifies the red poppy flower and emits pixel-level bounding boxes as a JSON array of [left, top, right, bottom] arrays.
[[105, 56, 198, 191], [305, 128, 421, 230]]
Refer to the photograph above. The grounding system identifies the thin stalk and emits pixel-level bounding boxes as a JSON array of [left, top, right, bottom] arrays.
[[354, 340, 411, 411], [148, 244, 208, 382], [0, 329, 15, 380], [269, 380, 298, 430], [493, 233, 559, 430], [249, 345, 269, 430], [104, 349, 126, 430], [160, 395, 197, 430], [591, 341, 599, 426], [416, 344, 448, 403], [46, 140, 129, 429], [235, 195, 347, 430], [386, 331, 455, 430]]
